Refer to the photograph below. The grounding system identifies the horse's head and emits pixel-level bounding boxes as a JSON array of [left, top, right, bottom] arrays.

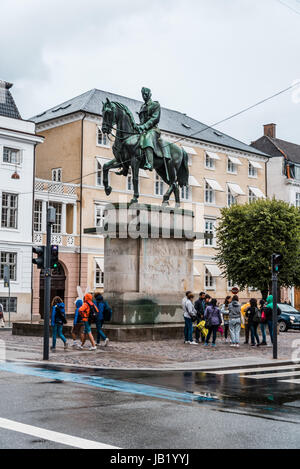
[[101, 98, 116, 135]]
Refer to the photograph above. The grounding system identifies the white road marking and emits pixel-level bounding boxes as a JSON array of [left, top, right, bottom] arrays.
[[246, 371, 300, 380], [280, 379, 300, 385], [0, 417, 119, 449], [211, 365, 300, 375]]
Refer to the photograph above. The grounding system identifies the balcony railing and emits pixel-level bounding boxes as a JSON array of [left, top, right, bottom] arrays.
[[33, 233, 78, 248], [35, 178, 77, 197]]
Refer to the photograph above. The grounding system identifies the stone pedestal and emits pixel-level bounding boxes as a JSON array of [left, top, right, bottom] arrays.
[[103, 203, 195, 325]]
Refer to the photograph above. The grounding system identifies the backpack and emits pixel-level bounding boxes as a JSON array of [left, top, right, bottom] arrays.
[[103, 302, 112, 322], [261, 307, 268, 323], [88, 303, 98, 324], [55, 304, 67, 324], [253, 307, 261, 324]]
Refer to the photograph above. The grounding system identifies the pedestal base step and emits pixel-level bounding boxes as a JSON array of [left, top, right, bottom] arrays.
[[12, 322, 184, 342]]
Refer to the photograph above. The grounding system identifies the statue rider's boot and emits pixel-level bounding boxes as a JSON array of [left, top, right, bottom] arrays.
[[144, 149, 153, 171]]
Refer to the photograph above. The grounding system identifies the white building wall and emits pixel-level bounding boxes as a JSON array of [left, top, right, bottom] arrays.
[[0, 115, 43, 320], [266, 156, 288, 201]]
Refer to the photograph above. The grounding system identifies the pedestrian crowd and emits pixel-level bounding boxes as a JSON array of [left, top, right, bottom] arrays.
[[50, 292, 112, 352], [182, 291, 279, 348]]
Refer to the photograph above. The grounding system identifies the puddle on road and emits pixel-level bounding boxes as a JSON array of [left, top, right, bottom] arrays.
[[6, 361, 300, 414]]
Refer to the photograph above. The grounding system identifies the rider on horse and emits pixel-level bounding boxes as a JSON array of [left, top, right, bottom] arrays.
[[136, 87, 171, 171]]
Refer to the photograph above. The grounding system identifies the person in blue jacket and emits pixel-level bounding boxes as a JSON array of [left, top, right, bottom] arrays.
[[51, 296, 68, 351], [94, 293, 110, 347], [71, 298, 84, 348]]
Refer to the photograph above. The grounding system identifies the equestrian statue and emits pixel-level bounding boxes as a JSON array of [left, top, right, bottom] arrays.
[[101, 87, 189, 206]]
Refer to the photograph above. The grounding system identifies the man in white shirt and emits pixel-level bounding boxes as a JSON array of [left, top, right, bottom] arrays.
[[182, 292, 198, 345]]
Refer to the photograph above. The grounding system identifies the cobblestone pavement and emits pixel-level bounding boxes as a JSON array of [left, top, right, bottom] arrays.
[[1, 329, 299, 369]]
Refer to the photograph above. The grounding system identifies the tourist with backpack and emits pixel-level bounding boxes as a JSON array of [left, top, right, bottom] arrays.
[[94, 293, 111, 347], [246, 298, 261, 347], [220, 296, 231, 343], [194, 292, 206, 343], [228, 295, 242, 347], [204, 298, 222, 347], [51, 296, 68, 351], [71, 298, 84, 347], [78, 293, 97, 351], [259, 299, 267, 345], [262, 295, 280, 345]]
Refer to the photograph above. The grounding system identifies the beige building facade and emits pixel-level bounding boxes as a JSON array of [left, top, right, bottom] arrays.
[[32, 89, 268, 316]]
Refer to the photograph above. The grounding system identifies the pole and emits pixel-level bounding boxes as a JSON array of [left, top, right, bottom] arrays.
[[272, 272, 278, 359], [43, 210, 52, 361], [8, 282, 11, 328]]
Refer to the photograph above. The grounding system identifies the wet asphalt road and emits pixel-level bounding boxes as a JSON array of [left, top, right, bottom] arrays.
[[0, 361, 300, 449]]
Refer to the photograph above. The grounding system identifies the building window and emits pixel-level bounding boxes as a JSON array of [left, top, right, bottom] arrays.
[[52, 168, 62, 182], [227, 159, 237, 174], [227, 187, 236, 207], [1, 193, 18, 229], [204, 219, 215, 247], [155, 174, 164, 196], [127, 174, 133, 191], [248, 188, 257, 203], [97, 128, 108, 146], [0, 297, 17, 313], [95, 265, 104, 287], [0, 252, 17, 281], [205, 153, 215, 169], [3, 147, 22, 165], [96, 161, 103, 187], [181, 185, 191, 201], [205, 268, 215, 290], [34, 200, 43, 232], [48, 202, 62, 234], [248, 162, 257, 178], [296, 193, 300, 208], [95, 204, 105, 228], [205, 182, 215, 204]]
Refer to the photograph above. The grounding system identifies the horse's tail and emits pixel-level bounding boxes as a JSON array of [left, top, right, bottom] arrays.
[[177, 149, 189, 187]]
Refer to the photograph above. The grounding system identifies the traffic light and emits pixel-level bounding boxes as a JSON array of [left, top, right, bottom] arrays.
[[271, 253, 282, 274], [50, 245, 59, 269], [32, 246, 45, 270]]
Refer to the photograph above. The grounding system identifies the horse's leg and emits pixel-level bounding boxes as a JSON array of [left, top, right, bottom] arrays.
[[162, 160, 176, 206], [174, 183, 181, 208], [103, 159, 122, 196], [130, 156, 140, 204]]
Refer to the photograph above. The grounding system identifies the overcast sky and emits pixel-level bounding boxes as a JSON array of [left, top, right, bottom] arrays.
[[1, 0, 300, 145]]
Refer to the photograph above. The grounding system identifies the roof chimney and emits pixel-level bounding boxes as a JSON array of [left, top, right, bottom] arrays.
[[264, 123, 276, 138]]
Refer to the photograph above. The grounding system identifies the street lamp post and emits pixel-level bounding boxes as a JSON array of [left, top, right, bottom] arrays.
[[43, 207, 56, 361]]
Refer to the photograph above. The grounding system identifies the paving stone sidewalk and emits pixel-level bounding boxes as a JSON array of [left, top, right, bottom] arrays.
[[1, 329, 299, 369]]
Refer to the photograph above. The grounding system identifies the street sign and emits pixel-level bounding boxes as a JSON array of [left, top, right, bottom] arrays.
[[3, 265, 10, 288], [231, 287, 239, 295]]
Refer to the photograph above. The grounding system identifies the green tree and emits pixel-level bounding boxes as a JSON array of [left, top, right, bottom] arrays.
[[216, 198, 300, 297]]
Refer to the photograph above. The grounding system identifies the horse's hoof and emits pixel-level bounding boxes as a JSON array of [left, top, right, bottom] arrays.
[[162, 200, 169, 207], [105, 186, 112, 196], [129, 198, 138, 205]]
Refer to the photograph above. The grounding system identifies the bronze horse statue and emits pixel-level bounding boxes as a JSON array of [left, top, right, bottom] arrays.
[[101, 98, 189, 206]]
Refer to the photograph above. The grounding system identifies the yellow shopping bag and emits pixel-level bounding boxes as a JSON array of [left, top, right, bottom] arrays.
[[196, 320, 208, 338]]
